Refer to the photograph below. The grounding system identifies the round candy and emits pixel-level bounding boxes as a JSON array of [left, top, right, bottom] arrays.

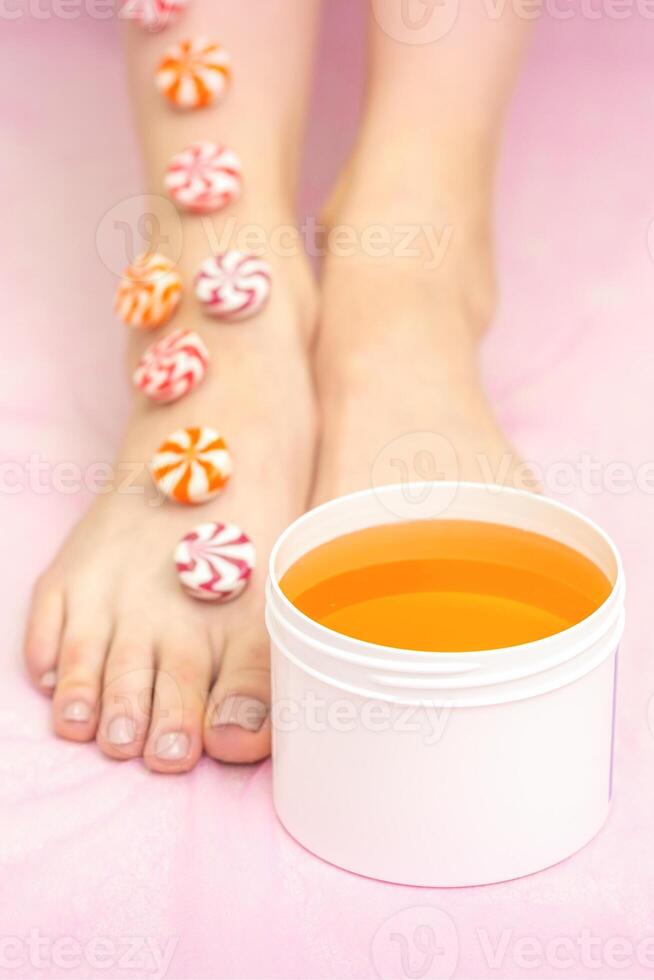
[[195, 251, 272, 321], [155, 38, 231, 110], [175, 521, 256, 602], [114, 252, 182, 330], [150, 426, 232, 505], [165, 142, 242, 215], [120, 0, 190, 30], [134, 328, 209, 404]]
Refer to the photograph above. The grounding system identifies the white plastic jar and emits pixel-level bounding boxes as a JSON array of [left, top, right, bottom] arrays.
[[266, 483, 625, 887]]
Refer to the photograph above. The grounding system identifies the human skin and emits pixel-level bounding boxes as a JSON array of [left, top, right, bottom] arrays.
[[312, 0, 534, 503], [24, 0, 533, 770], [23, 0, 322, 770]]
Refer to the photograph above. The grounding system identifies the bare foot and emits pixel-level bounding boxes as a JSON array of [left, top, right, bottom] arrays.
[[312, 173, 536, 505], [23, 248, 316, 771]]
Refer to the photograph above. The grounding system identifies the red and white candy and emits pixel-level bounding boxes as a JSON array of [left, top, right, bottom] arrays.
[[150, 426, 232, 505], [195, 251, 272, 321], [175, 521, 256, 602], [134, 329, 209, 404], [120, 0, 190, 30], [165, 143, 242, 215], [114, 252, 182, 330], [155, 38, 231, 110]]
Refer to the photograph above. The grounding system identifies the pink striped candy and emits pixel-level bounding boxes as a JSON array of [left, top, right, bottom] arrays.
[[175, 522, 256, 602], [164, 142, 242, 214], [133, 329, 209, 404], [120, 0, 191, 30], [195, 251, 272, 321]]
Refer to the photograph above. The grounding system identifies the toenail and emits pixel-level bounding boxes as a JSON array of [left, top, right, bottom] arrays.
[[155, 731, 190, 761], [107, 715, 136, 746], [63, 700, 92, 723], [40, 670, 57, 690], [212, 695, 268, 733]]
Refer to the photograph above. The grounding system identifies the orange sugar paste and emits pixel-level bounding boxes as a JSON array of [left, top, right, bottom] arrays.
[[280, 520, 612, 652]]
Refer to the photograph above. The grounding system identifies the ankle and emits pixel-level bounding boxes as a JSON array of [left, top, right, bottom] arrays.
[[316, 275, 484, 403], [131, 195, 318, 349], [321, 149, 497, 339]]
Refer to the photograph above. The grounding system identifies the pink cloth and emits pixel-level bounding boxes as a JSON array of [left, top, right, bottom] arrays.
[[2, 5, 653, 978]]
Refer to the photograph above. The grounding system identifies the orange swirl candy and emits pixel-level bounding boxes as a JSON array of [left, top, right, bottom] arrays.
[[150, 426, 233, 505], [155, 38, 231, 110], [114, 252, 182, 329]]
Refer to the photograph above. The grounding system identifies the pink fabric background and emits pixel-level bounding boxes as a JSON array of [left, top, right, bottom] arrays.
[[2, 3, 654, 978]]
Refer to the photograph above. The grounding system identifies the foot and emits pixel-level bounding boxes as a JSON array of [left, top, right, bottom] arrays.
[[312, 169, 536, 505], [23, 248, 316, 771]]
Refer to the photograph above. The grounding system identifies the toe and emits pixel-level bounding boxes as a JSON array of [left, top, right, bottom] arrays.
[[204, 626, 271, 765], [51, 602, 113, 743], [143, 631, 212, 774], [97, 622, 155, 761], [23, 577, 65, 696]]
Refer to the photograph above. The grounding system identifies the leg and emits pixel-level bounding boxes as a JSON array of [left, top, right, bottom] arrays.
[[23, 0, 322, 769], [313, 1, 536, 502]]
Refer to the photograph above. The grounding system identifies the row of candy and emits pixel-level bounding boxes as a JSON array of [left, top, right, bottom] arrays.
[[115, 248, 272, 333], [117, 4, 259, 602]]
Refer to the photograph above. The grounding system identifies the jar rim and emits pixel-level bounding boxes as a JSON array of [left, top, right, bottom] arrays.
[[267, 481, 625, 666]]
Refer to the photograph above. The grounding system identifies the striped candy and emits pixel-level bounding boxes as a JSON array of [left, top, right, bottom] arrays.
[[114, 252, 182, 330], [134, 329, 209, 404], [195, 251, 272, 321], [175, 521, 256, 602], [165, 142, 242, 215], [155, 38, 231, 110], [150, 427, 232, 505], [120, 0, 191, 30]]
